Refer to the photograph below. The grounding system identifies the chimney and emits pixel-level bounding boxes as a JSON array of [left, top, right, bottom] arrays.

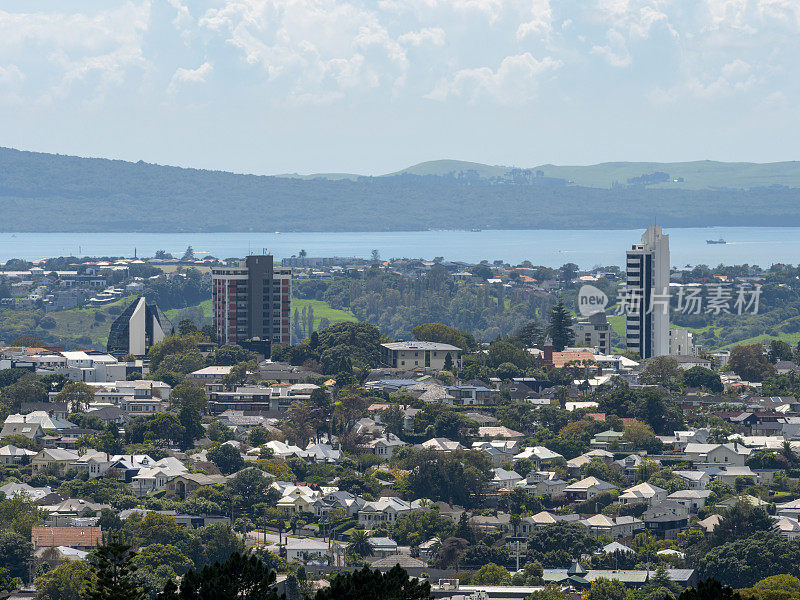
[[597, 366, 603, 376]]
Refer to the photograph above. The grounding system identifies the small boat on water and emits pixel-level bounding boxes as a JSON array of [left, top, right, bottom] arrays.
[[706, 238, 726, 244]]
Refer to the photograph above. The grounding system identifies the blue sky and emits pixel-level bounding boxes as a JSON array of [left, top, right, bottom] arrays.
[[1, 0, 798, 175]]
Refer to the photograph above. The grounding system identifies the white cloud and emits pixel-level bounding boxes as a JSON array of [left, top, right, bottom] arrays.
[[516, 0, 553, 39], [591, 30, 632, 67], [0, 64, 24, 87], [168, 61, 213, 94], [427, 52, 562, 104], [198, 0, 410, 103], [398, 27, 446, 46], [0, 2, 151, 104]]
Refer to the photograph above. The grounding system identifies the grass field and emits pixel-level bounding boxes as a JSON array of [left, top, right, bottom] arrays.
[[292, 298, 357, 328]]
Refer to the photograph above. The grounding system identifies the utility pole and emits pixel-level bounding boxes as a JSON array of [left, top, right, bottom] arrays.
[[509, 539, 524, 572]]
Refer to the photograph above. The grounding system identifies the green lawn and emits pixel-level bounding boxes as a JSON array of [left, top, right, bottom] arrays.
[[292, 298, 357, 328]]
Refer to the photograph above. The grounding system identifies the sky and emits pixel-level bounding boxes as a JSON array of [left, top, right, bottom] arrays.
[[1, 0, 799, 175]]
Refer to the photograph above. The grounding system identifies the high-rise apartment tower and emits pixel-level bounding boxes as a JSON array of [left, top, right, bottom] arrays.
[[211, 254, 291, 349], [625, 226, 670, 359]]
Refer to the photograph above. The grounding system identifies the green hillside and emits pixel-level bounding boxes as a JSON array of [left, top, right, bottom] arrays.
[[282, 158, 800, 190], [292, 298, 357, 328], [535, 160, 800, 190], [386, 159, 511, 178], [4, 146, 800, 232]]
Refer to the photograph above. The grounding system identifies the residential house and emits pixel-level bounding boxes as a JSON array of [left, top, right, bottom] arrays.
[[477, 426, 524, 440], [642, 501, 690, 538], [0, 421, 44, 444], [305, 443, 341, 463], [563, 477, 617, 502], [358, 497, 420, 528], [313, 491, 365, 519], [285, 537, 330, 564], [41, 498, 109, 526], [667, 490, 712, 513], [566, 450, 614, 477], [521, 471, 568, 498], [618, 483, 667, 507], [580, 514, 644, 539], [165, 473, 226, 500], [31, 526, 102, 550], [364, 433, 406, 458], [490, 468, 523, 490], [513, 446, 564, 470], [71, 450, 112, 478], [367, 537, 399, 558], [591, 430, 625, 449], [0, 444, 37, 465], [673, 470, 711, 490], [774, 517, 800, 540], [445, 385, 493, 406], [683, 443, 751, 466], [519, 511, 580, 534], [614, 455, 655, 481], [469, 513, 511, 533], [716, 466, 758, 486], [32, 449, 79, 475], [380, 342, 462, 371], [421, 438, 464, 453], [131, 457, 187, 495], [0, 482, 52, 502]]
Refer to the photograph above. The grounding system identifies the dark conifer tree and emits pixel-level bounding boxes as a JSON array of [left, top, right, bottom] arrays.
[[83, 535, 145, 600], [547, 300, 575, 351]]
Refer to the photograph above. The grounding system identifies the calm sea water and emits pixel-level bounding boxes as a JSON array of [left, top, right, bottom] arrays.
[[0, 228, 798, 268]]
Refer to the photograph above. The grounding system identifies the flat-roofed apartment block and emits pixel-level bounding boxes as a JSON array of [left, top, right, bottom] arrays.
[[572, 312, 611, 354], [626, 226, 670, 359], [380, 341, 462, 370], [212, 255, 291, 351]]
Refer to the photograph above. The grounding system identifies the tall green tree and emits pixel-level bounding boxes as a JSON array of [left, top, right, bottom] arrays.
[[547, 301, 574, 351], [160, 552, 279, 600], [83, 536, 145, 600], [312, 565, 431, 600]]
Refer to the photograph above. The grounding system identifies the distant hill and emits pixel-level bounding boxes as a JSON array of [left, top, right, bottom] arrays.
[[1, 146, 800, 232], [386, 159, 511, 179], [534, 160, 800, 190], [289, 158, 800, 190]]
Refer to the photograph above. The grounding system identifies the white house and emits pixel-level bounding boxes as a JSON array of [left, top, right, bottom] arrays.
[[358, 497, 420, 528], [618, 483, 667, 506]]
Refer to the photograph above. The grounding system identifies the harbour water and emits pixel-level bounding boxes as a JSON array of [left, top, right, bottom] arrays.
[[0, 227, 797, 268]]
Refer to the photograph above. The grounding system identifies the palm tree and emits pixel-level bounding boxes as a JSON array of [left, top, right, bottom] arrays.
[[347, 529, 372, 558]]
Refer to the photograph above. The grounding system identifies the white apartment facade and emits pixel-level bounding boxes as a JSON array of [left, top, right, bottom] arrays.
[[626, 225, 670, 359]]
